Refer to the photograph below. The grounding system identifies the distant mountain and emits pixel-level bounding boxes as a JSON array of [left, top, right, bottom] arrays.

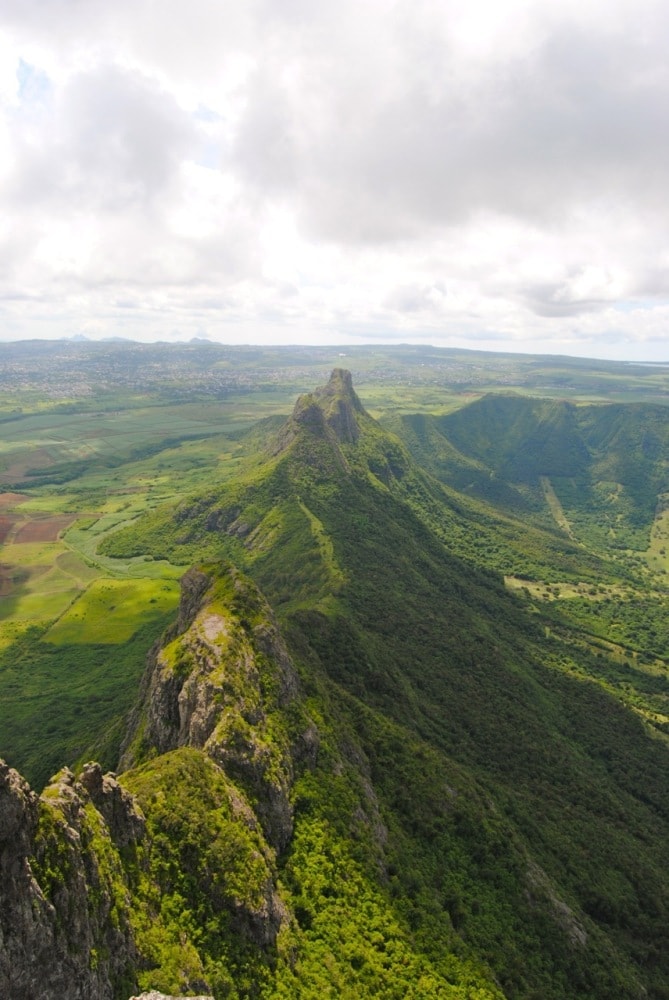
[[389, 394, 669, 550], [3, 371, 669, 999]]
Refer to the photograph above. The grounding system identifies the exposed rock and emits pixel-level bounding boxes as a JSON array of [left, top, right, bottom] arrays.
[[270, 368, 366, 458], [0, 761, 142, 1000], [119, 568, 211, 769], [313, 367, 365, 443], [526, 860, 589, 948], [0, 759, 37, 848], [123, 566, 304, 855], [177, 566, 211, 633], [129, 993, 214, 1000], [0, 761, 52, 1000], [79, 762, 146, 847]]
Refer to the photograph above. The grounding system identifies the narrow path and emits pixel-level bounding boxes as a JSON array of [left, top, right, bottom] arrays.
[[540, 476, 575, 540]]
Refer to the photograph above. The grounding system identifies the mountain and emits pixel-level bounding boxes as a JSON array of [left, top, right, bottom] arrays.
[[388, 394, 669, 548], [3, 370, 669, 999]]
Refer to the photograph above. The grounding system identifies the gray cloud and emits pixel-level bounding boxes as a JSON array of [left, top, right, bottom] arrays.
[[2, 0, 669, 357], [12, 65, 195, 210], [230, 2, 669, 243], [522, 283, 610, 318], [383, 282, 447, 314]]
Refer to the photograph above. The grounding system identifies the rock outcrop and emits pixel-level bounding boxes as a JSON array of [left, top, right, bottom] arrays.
[[271, 367, 366, 458], [0, 761, 143, 1000], [122, 565, 301, 852], [0, 562, 307, 998], [129, 993, 214, 1000]]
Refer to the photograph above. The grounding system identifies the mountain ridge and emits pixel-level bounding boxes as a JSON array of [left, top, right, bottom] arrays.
[[2, 371, 669, 998]]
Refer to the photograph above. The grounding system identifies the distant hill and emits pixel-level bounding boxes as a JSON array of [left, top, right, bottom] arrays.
[[389, 394, 669, 553]]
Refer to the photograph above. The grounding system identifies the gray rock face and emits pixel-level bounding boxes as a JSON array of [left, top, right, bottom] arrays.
[[271, 367, 366, 459], [0, 761, 143, 1000], [313, 367, 365, 443], [0, 762, 50, 1000], [80, 761, 146, 847], [129, 993, 214, 1000], [124, 567, 302, 853]]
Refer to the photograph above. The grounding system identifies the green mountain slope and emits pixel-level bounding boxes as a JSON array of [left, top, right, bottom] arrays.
[[4, 370, 669, 998], [390, 394, 669, 551]]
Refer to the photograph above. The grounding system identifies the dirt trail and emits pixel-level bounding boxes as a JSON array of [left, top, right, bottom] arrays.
[[540, 476, 575, 540]]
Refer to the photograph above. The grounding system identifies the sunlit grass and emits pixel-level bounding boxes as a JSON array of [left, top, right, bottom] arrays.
[[2, 588, 79, 624], [1, 541, 65, 566], [646, 505, 669, 576], [0, 621, 33, 651], [44, 577, 180, 645]]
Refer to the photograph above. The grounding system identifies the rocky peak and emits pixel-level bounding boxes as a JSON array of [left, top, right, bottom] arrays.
[[0, 760, 142, 1000], [121, 566, 302, 852], [312, 367, 365, 443], [314, 367, 364, 410], [79, 762, 145, 847], [273, 368, 366, 455]]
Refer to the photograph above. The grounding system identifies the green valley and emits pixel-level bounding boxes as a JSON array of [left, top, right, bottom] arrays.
[[1, 342, 669, 1000]]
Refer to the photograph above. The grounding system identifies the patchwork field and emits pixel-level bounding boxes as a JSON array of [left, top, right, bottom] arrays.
[[12, 515, 77, 543], [0, 395, 295, 489], [0, 492, 29, 508]]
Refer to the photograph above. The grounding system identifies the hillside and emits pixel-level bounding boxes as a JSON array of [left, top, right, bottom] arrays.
[[390, 394, 669, 548], [2, 370, 669, 999]]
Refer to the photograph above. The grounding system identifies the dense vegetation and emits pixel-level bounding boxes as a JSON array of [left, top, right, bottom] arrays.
[[2, 347, 669, 998], [88, 369, 669, 998]]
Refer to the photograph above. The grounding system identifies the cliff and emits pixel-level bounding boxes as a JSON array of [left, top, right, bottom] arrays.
[[0, 562, 315, 999], [0, 760, 142, 999]]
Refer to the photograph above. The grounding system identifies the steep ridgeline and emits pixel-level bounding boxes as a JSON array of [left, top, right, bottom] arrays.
[[0, 564, 509, 1000], [5, 370, 669, 998], [0, 567, 310, 999]]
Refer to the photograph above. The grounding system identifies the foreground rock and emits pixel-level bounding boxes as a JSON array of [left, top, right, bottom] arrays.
[[0, 564, 305, 999], [129, 993, 214, 1000], [0, 760, 142, 1000]]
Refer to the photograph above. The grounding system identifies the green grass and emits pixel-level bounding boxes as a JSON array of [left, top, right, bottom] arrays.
[[1, 540, 64, 566], [645, 505, 669, 575], [44, 578, 180, 645], [0, 612, 177, 788], [1, 588, 79, 624]]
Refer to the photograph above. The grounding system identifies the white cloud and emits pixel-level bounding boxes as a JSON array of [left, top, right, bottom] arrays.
[[1, 0, 669, 358]]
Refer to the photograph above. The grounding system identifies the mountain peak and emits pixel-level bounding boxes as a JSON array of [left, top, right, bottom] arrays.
[[315, 368, 363, 408], [307, 368, 365, 443], [276, 369, 366, 454]]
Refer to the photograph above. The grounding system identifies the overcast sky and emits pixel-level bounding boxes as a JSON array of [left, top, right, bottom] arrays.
[[2, 0, 669, 360]]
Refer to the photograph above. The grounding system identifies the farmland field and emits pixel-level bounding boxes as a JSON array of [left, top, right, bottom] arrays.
[[45, 577, 180, 645], [12, 515, 77, 543]]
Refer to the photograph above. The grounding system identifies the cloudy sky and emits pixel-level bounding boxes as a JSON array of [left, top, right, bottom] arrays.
[[2, 0, 669, 360]]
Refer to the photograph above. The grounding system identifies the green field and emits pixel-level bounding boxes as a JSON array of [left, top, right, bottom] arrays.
[[45, 577, 180, 645]]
